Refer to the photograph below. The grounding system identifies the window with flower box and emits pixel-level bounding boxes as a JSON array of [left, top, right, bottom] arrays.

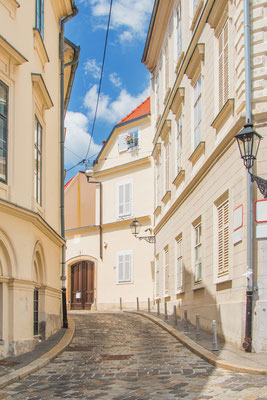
[[126, 130, 139, 150]]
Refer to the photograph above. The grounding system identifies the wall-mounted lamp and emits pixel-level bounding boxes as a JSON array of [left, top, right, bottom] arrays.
[[130, 218, 155, 243], [235, 123, 267, 198]]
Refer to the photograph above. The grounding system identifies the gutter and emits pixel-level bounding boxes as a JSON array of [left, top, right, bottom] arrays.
[[60, 2, 79, 329]]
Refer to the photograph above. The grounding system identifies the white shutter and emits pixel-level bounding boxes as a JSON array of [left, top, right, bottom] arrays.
[[124, 183, 131, 215], [118, 184, 124, 217], [218, 200, 229, 277], [117, 181, 132, 218], [117, 251, 133, 283], [118, 254, 124, 282], [124, 253, 131, 282], [118, 133, 127, 152]]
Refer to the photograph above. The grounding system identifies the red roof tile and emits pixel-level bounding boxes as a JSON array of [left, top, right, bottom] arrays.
[[117, 97, 150, 125]]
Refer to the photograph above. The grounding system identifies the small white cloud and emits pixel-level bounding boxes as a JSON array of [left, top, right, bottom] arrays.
[[89, 0, 154, 43], [109, 72, 122, 88], [84, 59, 101, 79], [83, 84, 150, 125], [64, 111, 101, 167]]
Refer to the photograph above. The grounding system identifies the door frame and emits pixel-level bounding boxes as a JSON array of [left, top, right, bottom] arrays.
[[66, 255, 97, 311]]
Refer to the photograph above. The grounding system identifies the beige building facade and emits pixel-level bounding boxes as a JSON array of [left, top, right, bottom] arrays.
[[0, 0, 78, 357], [143, 0, 267, 351], [65, 99, 155, 311]]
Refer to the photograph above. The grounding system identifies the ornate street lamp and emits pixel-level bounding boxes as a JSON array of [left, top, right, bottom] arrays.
[[235, 123, 267, 198], [130, 218, 155, 243]]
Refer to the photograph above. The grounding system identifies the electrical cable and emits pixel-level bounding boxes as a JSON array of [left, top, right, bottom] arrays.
[[84, 0, 113, 160]]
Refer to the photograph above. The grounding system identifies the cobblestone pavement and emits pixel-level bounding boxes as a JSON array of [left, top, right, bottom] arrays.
[[1, 313, 267, 400]]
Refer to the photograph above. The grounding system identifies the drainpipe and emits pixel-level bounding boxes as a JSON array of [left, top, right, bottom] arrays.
[[60, 3, 79, 329], [243, 0, 253, 352]]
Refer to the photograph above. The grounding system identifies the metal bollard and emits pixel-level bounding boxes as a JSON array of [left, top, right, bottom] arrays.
[[157, 299, 160, 315], [173, 305, 177, 326], [184, 309, 189, 332], [120, 297, 122, 311], [94, 297, 97, 310], [164, 301, 168, 320], [137, 297, 140, 311], [212, 320, 219, 352], [196, 314, 201, 340], [148, 298, 151, 313]]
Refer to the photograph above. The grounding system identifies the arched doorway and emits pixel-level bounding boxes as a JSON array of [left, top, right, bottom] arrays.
[[71, 261, 94, 310]]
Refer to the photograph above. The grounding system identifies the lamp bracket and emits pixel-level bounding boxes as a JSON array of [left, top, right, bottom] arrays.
[[249, 171, 267, 198], [138, 236, 156, 243]]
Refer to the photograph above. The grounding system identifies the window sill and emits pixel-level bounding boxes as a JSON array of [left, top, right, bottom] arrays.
[[190, 0, 204, 31], [192, 282, 204, 291], [176, 289, 185, 295], [214, 273, 231, 285], [154, 205, 161, 217], [189, 141, 205, 165], [175, 51, 185, 74], [211, 99, 234, 132], [163, 87, 171, 105], [164, 294, 170, 300], [116, 281, 133, 285], [33, 28, 49, 67], [127, 145, 139, 152], [173, 169, 185, 187], [161, 190, 171, 204]]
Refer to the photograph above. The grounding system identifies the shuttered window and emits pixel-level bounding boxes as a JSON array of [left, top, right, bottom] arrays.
[[218, 20, 229, 110], [194, 76, 202, 148], [164, 248, 169, 295], [176, 116, 182, 174], [194, 223, 202, 283], [164, 140, 169, 192], [117, 251, 133, 283], [176, 238, 183, 290], [117, 181, 132, 218], [155, 256, 159, 298], [118, 133, 127, 152], [217, 200, 229, 277], [177, 2, 182, 58]]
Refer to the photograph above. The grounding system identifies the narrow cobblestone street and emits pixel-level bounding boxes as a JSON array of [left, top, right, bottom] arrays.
[[1, 313, 267, 400]]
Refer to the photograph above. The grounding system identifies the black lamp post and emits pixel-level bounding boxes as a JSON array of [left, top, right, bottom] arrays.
[[85, 166, 103, 259], [235, 123, 267, 198], [130, 218, 155, 243]]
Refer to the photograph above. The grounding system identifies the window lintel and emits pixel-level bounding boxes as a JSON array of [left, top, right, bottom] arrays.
[[31, 73, 53, 110], [0, 34, 28, 65], [185, 43, 205, 82], [170, 87, 185, 115]]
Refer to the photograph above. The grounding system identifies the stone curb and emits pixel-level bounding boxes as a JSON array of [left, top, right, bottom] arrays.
[[0, 317, 75, 390], [128, 311, 267, 376]]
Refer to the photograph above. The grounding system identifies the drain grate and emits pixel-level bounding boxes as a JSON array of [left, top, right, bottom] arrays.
[[67, 346, 94, 352], [101, 354, 132, 361], [0, 361, 20, 367]]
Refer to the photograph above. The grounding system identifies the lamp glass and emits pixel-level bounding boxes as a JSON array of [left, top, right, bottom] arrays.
[[85, 166, 94, 179], [130, 218, 141, 236], [235, 124, 262, 169]]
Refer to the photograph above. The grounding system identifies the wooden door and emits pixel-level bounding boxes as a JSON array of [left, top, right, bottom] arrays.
[[71, 261, 94, 310]]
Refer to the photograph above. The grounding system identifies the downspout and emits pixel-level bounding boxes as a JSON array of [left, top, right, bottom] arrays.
[[243, 0, 253, 352], [60, 3, 79, 329]]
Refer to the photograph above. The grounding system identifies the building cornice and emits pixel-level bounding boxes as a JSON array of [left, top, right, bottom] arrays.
[[0, 199, 64, 246], [154, 115, 245, 234], [94, 156, 151, 178]]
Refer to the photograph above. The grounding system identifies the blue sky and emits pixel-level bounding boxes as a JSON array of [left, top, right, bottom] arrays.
[[64, 0, 154, 181]]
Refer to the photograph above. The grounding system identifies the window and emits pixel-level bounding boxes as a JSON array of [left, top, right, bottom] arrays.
[[35, 0, 44, 39], [155, 160, 160, 207], [176, 116, 182, 174], [164, 140, 169, 192], [176, 237, 183, 291], [165, 41, 169, 93], [193, 0, 197, 13], [164, 247, 169, 296], [155, 255, 159, 298], [126, 130, 139, 150], [194, 223, 202, 283], [117, 251, 133, 283], [34, 117, 42, 205], [218, 20, 229, 110], [194, 76, 202, 148], [217, 200, 229, 278], [154, 73, 160, 122], [33, 288, 39, 335], [0, 81, 8, 183], [176, 2, 182, 59], [117, 181, 132, 218]]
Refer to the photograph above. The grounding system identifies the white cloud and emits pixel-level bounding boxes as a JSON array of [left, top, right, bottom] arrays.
[[89, 0, 154, 44], [64, 111, 101, 166], [84, 59, 101, 79], [109, 72, 122, 88], [83, 84, 150, 125]]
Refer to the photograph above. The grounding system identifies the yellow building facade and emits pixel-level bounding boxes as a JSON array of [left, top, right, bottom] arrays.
[[143, 0, 267, 351], [0, 0, 78, 357]]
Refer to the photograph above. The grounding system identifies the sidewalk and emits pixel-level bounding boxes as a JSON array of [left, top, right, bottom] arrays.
[[0, 317, 75, 390], [131, 310, 267, 375]]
